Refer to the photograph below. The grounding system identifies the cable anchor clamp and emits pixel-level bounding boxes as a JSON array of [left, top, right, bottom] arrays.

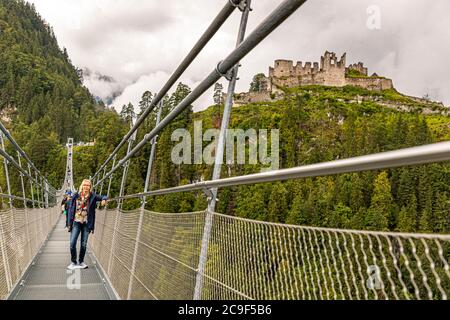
[[229, 0, 248, 12], [215, 61, 239, 81]]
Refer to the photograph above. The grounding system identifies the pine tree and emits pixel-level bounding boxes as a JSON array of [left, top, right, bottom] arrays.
[[397, 168, 416, 209], [417, 166, 433, 215], [391, 114, 408, 148], [419, 207, 433, 233], [267, 183, 288, 223], [365, 171, 392, 231], [138, 91, 153, 115], [327, 203, 351, 228], [349, 173, 365, 212], [235, 185, 268, 221], [397, 194, 417, 232], [119, 103, 135, 124], [286, 193, 303, 225], [433, 191, 449, 233]]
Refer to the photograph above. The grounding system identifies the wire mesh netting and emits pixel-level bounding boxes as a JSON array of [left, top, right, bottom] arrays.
[[90, 208, 206, 300], [0, 207, 60, 299], [89, 208, 450, 300]]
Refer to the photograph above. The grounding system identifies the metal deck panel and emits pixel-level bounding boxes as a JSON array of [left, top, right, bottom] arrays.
[[10, 216, 116, 300]]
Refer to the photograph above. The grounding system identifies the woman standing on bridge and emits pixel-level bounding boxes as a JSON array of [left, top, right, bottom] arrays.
[[67, 179, 108, 270]]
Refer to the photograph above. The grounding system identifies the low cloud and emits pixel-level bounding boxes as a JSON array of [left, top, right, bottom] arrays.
[[112, 71, 216, 113], [82, 68, 123, 104]]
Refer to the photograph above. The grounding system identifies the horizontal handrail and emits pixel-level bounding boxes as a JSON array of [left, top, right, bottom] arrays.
[[108, 141, 450, 201], [0, 193, 44, 205]]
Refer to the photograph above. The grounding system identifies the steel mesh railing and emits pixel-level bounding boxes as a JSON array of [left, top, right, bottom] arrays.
[[89, 208, 450, 300], [0, 206, 60, 300], [89, 208, 206, 300], [0, 133, 72, 300]]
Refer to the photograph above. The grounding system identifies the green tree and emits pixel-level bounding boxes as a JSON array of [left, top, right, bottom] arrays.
[[120, 103, 135, 124], [327, 203, 352, 228], [249, 73, 267, 92], [397, 168, 416, 209], [365, 171, 392, 231], [138, 90, 153, 115], [397, 194, 417, 232], [267, 183, 288, 223], [433, 191, 449, 233], [235, 185, 268, 221]]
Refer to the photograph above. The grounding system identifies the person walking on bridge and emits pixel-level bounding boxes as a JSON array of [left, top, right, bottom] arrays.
[[60, 191, 71, 216], [61, 190, 73, 229], [67, 179, 108, 270]]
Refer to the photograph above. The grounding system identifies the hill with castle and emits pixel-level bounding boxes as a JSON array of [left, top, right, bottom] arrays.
[[230, 51, 446, 115]]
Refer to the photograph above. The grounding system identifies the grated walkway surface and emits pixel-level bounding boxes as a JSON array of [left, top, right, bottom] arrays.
[[9, 215, 116, 300]]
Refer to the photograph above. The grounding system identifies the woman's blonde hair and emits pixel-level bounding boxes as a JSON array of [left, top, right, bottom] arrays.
[[79, 179, 92, 194]]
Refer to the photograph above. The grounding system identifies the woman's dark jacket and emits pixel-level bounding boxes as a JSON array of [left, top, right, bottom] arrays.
[[67, 192, 108, 233]]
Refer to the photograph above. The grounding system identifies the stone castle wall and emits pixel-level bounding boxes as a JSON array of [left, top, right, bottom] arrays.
[[232, 51, 395, 106], [233, 91, 273, 106], [348, 62, 368, 76], [265, 51, 394, 93], [346, 77, 393, 91]]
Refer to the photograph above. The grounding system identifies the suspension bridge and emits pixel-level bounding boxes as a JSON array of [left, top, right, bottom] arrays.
[[1, 0, 449, 300]]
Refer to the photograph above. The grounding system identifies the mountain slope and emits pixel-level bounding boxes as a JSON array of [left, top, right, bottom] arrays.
[[0, 0, 104, 142], [0, 0, 127, 189]]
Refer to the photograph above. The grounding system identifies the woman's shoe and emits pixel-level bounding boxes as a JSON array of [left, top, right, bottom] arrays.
[[77, 262, 88, 269], [67, 262, 77, 270]]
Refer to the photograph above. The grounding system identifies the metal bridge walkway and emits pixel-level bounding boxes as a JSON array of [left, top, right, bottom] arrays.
[[8, 215, 116, 300]]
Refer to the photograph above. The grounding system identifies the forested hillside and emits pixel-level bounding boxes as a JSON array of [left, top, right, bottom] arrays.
[[0, 0, 128, 188], [84, 84, 449, 234]]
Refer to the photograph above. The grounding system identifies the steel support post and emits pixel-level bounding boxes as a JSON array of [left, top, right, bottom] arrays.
[[0, 133, 12, 290], [108, 130, 136, 275], [44, 180, 49, 209], [17, 153, 30, 261], [27, 164, 35, 209], [99, 166, 107, 197], [127, 100, 163, 299], [194, 0, 251, 300], [0, 133, 12, 209], [34, 171, 41, 208], [106, 155, 117, 204]]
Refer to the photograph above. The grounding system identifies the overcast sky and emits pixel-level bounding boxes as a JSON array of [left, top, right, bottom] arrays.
[[27, 0, 450, 112]]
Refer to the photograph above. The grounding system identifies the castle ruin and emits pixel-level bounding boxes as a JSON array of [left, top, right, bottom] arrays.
[[233, 51, 394, 105]]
